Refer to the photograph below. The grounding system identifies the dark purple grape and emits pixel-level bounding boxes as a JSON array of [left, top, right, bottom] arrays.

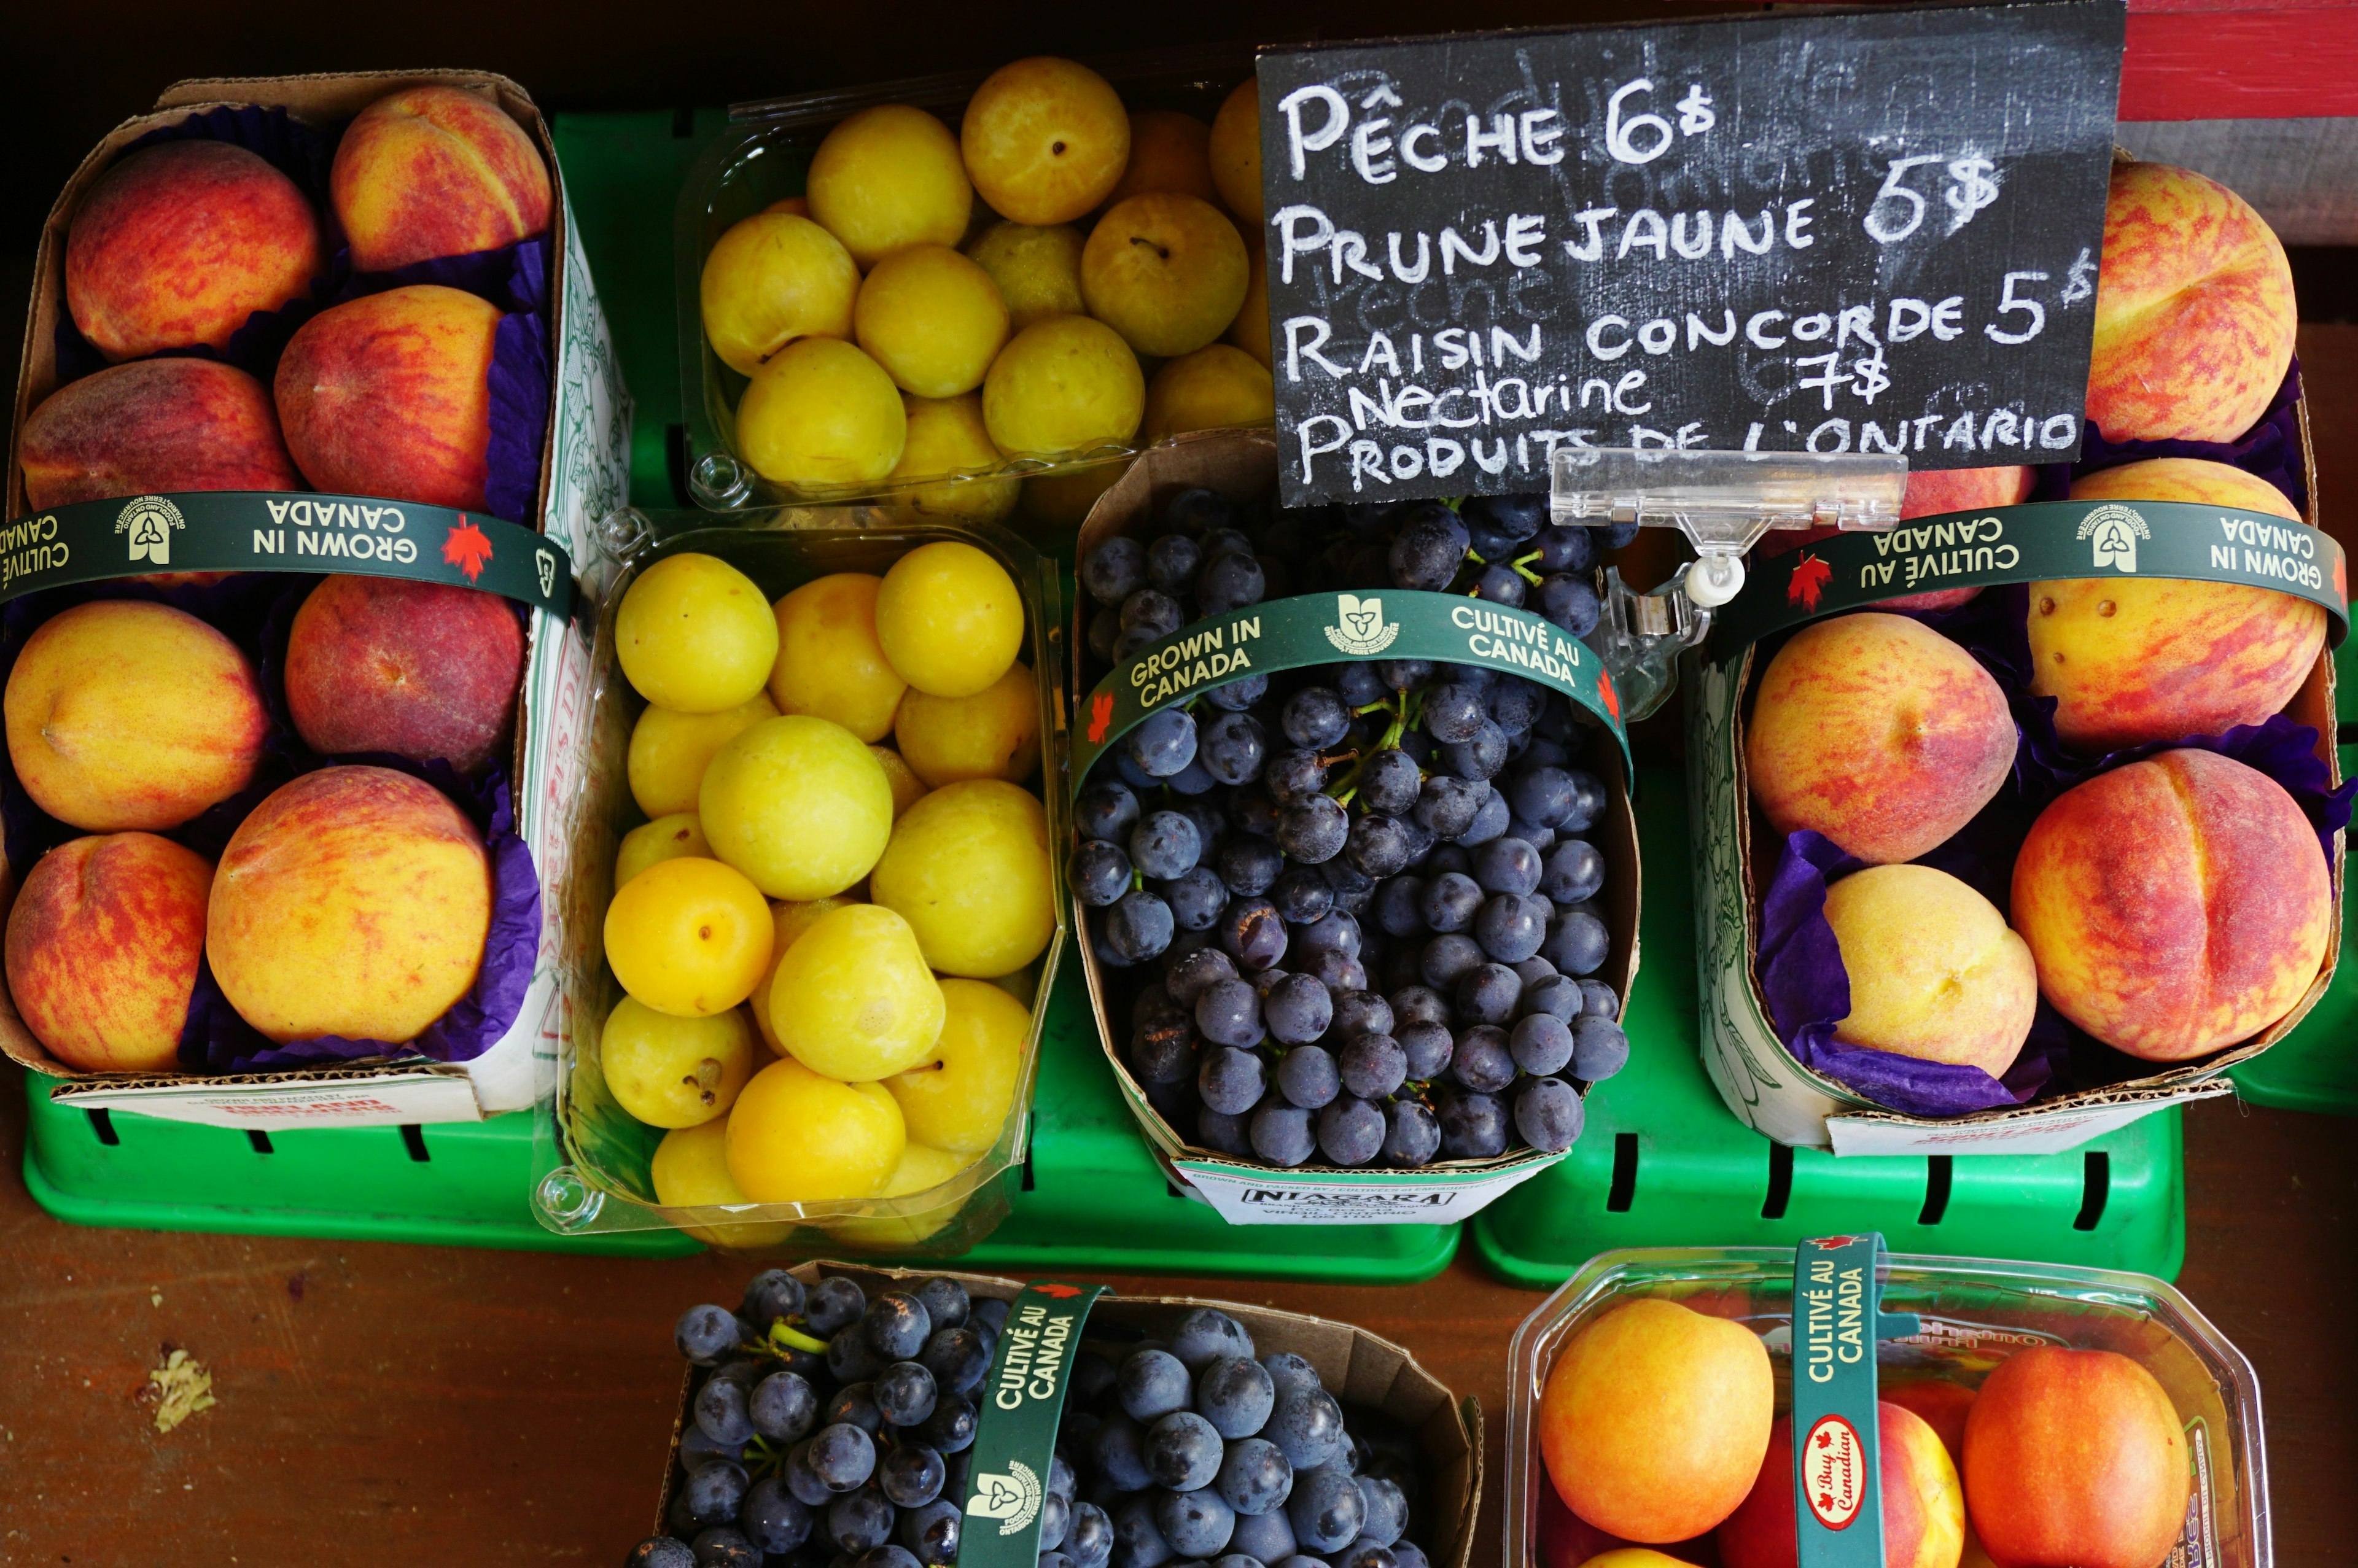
[[1162, 867, 1228, 932], [1468, 491, 1547, 541], [696, 1376, 757, 1445], [1156, 1489, 1237, 1558], [1538, 573, 1600, 636], [1504, 764, 1577, 828], [1084, 537, 1147, 604], [899, 1497, 961, 1565], [1509, 1012, 1576, 1076], [1338, 1034, 1407, 1099], [1451, 1025, 1517, 1092], [1397, 1020, 1453, 1081], [1286, 1466, 1367, 1554], [805, 1277, 865, 1336], [1217, 1437, 1296, 1518], [1475, 894, 1549, 964], [1220, 897, 1290, 971], [1251, 1103, 1316, 1166], [1324, 988, 1389, 1042], [1336, 662, 1387, 707], [917, 1394, 976, 1454], [750, 1370, 819, 1443], [1355, 1475, 1409, 1546], [1579, 979, 1621, 1020], [1131, 810, 1203, 880], [1306, 947, 1367, 995], [1113, 1494, 1172, 1568], [1372, 875, 1425, 938], [676, 1304, 742, 1365], [626, 1537, 695, 1568], [1282, 688, 1350, 749], [1419, 933, 1484, 990], [1531, 842, 1600, 907], [1502, 815, 1556, 852], [1387, 513, 1470, 592], [1514, 1077, 1586, 1152], [807, 1423, 877, 1491], [1198, 1106, 1253, 1156], [1540, 910, 1611, 977], [1266, 750, 1329, 806], [1199, 1046, 1267, 1115], [1411, 775, 1488, 840], [1321, 858, 1377, 915], [1343, 812, 1414, 877], [1376, 658, 1433, 689], [1205, 673, 1270, 712], [1075, 782, 1142, 847], [1126, 708, 1199, 779], [1094, 1414, 1155, 1492], [1121, 588, 1184, 635], [1420, 683, 1487, 743], [1436, 1087, 1511, 1160], [1145, 1411, 1226, 1491], [1357, 749, 1423, 817], [1455, 961, 1522, 1024], [1199, 712, 1267, 787], [1119, 1349, 1193, 1422], [1418, 872, 1481, 933], [1268, 866, 1333, 924], [1196, 979, 1266, 1049], [1276, 1044, 1340, 1109], [1382, 1099, 1442, 1166], [1389, 985, 1448, 1027], [1166, 487, 1235, 535], [1472, 836, 1541, 896], [1216, 836, 1284, 898], [1106, 890, 1175, 963], [1231, 785, 1282, 838], [1068, 1504, 1116, 1568], [1200, 553, 1267, 614], [1572, 1015, 1632, 1081], [920, 1327, 987, 1397], [874, 1360, 938, 1428], [1194, 1354, 1276, 1440], [1530, 524, 1595, 573], [1317, 1096, 1385, 1166], [1149, 534, 1204, 595], [1458, 788, 1512, 845], [1201, 526, 1254, 563], [1275, 795, 1348, 863], [1294, 911, 1363, 963], [1487, 679, 1547, 735], [1167, 947, 1239, 1006], [1264, 973, 1334, 1046], [1469, 563, 1526, 605], [1072, 839, 1134, 907], [1520, 974, 1581, 1023], [1166, 755, 1220, 796], [1088, 606, 1121, 661]]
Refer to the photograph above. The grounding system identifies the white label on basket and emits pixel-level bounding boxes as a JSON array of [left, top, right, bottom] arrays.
[[1824, 1090, 2222, 1157], [56, 1071, 485, 1130], [1172, 1157, 1554, 1225]]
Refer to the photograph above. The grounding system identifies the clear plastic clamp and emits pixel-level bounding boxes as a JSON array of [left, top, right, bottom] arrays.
[[1550, 448, 1908, 721]]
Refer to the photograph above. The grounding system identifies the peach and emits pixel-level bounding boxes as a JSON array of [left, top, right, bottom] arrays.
[[1718, 1403, 1966, 1568], [1538, 1483, 1717, 1568], [1745, 613, 2017, 864], [4, 833, 211, 1073], [2031, 459, 2322, 751], [1962, 1348, 2188, 1568], [2087, 162, 2295, 444], [1541, 1298, 1775, 1543], [18, 359, 302, 509], [2013, 748, 2329, 1059], [208, 765, 491, 1043], [4, 601, 268, 831], [331, 85, 552, 273], [1822, 865, 2036, 1079], [65, 140, 321, 362], [274, 284, 499, 510], [1881, 466, 2036, 611], [284, 575, 525, 770]]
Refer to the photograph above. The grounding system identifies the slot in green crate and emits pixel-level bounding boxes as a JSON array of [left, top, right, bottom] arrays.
[[1471, 765, 2188, 1289]]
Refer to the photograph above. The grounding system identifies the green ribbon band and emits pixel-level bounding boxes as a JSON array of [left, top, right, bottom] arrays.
[[1789, 1233, 1921, 1567], [1714, 499, 2346, 661], [959, 1283, 1108, 1568], [0, 491, 576, 619], [1071, 589, 1632, 792]]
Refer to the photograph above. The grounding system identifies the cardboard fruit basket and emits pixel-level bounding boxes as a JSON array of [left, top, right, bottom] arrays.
[[531, 506, 1066, 1257], [1067, 429, 1641, 1224], [672, 45, 1251, 515], [0, 71, 632, 1131], [650, 1260, 1482, 1568], [1504, 1242, 2268, 1568], [1685, 393, 2345, 1155]]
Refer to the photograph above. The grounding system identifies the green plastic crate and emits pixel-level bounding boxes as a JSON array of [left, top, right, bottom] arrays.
[[21, 1088, 704, 1255], [1471, 765, 2189, 1289]]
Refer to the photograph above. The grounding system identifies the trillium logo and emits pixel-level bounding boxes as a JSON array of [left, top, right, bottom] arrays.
[[2077, 503, 2150, 573], [115, 495, 185, 566], [1324, 592, 1398, 654], [968, 1459, 1043, 1535]]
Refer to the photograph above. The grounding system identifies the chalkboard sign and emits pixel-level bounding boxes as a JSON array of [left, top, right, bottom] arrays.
[[1256, 0, 2127, 506]]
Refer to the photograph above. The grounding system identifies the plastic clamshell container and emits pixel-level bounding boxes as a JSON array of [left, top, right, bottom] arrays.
[[1503, 1246, 2268, 1568], [672, 45, 1250, 513], [531, 505, 1068, 1256]]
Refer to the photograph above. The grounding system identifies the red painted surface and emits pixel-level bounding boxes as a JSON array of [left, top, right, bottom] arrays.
[[2120, 0, 2358, 121]]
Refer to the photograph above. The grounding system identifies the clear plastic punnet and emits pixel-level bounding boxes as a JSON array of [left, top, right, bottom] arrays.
[[1506, 1245, 2269, 1568]]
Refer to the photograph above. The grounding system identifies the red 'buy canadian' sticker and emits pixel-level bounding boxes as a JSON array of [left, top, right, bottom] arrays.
[[1804, 1415, 1866, 1530]]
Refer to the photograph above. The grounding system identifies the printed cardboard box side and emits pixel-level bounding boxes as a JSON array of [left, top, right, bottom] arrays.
[[0, 71, 632, 1130], [1068, 430, 1641, 1224], [1687, 400, 2340, 1154]]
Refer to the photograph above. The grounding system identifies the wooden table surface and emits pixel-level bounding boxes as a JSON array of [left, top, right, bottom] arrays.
[[2, 333, 2355, 1567]]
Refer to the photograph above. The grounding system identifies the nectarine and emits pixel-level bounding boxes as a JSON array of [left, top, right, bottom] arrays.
[[332, 85, 551, 273], [1540, 1298, 1775, 1543], [274, 284, 499, 511], [1962, 1348, 2188, 1568], [1718, 1402, 1966, 1568], [19, 359, 302, 508], [284, 575, 524, 771]]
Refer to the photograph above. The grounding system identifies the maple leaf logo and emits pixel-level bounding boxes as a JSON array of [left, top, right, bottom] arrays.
[[1787, 551, 1832, 611], [1035, 1283, 1084, 1299], [1597, 670, 1619, 721], [2337, 552, 2346, 607], [1816, 1430, 1836, 1450], [442, 518, 494, 582], [1087, 692, 1115, 745]]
